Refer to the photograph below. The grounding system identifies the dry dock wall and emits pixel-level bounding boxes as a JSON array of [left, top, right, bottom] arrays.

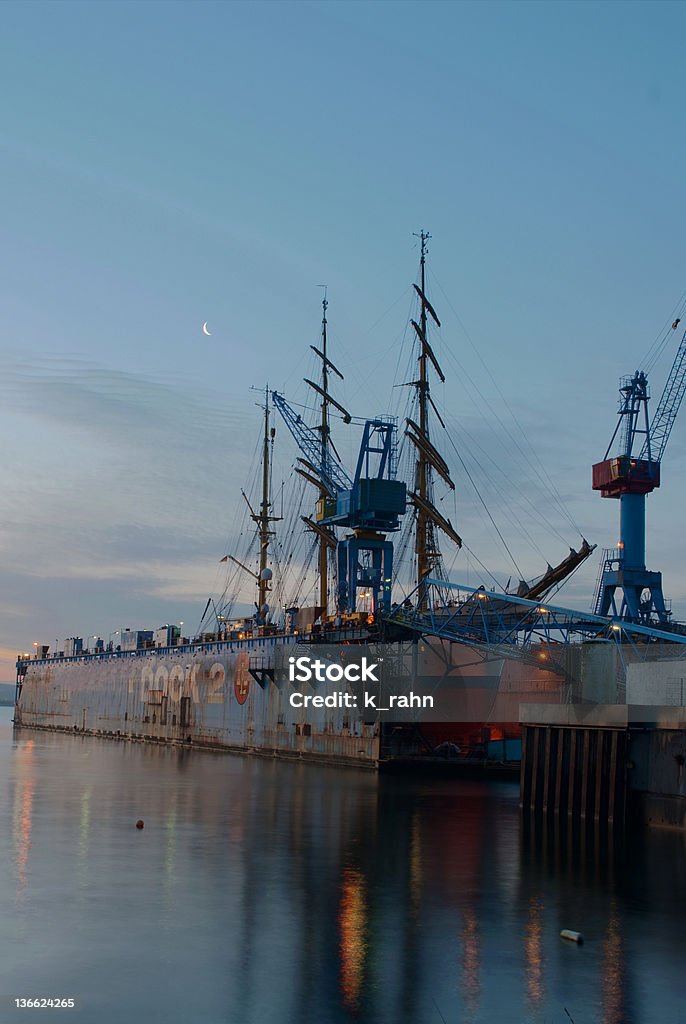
[[627, 659, 686, 705], [520, 704, 686, 831], [14, 639, 381, 768]]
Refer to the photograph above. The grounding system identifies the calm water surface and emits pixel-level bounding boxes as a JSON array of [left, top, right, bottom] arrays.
[[1, 707, 684, 1024]]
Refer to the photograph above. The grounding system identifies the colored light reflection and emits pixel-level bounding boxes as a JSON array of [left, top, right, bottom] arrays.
[[524, 896, 544, 1007], [338, 867, 368, 1010], [409, 812, 422, 917], [460, 907, 480, 1014], [12, 740, 35, 897], [602, 903, 624, 1023], [79, 787, 92, 862]]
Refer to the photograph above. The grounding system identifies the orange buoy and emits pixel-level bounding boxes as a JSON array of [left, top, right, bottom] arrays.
[[135, 819, 145, 830]]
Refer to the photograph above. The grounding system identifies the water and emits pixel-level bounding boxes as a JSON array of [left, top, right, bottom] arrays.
[[0, 706, 684, 1024]]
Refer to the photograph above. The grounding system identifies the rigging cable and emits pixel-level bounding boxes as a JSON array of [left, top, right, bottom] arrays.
[[444, 409, 565, 556], [641, 288, 686, 375], [392, 282, 577, 578], [394, 305, 557, 583], [443, 425, 526, 583], [429, 270, 585, 540]]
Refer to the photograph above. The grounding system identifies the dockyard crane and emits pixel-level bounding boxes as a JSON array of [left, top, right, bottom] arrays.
[[271, 390, 353, 496], [271, 390, 406, 616], [592, 321, 686, 623]]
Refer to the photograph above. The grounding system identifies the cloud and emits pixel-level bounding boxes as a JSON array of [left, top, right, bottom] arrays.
[[0, 355, 261, 552], [1, 355, 250, 455], [0, 357, 268, 669]]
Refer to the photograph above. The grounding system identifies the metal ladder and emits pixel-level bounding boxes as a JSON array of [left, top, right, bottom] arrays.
[[592, 547, 619, 615]]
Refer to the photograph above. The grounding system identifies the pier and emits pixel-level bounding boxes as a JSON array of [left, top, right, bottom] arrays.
[[520, 704, 686, 831]]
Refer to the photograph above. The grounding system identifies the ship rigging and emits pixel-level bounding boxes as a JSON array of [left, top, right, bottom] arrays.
[[212, 233, 596, 637]]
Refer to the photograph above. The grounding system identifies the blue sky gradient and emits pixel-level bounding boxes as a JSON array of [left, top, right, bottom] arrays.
[[2, 1, 686, 675]]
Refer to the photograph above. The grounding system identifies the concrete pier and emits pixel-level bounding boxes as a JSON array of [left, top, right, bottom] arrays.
[[520, 704, 686, 831]]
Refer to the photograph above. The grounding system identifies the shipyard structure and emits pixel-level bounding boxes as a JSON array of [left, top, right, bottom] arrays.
[[15, 238, 686, 781]]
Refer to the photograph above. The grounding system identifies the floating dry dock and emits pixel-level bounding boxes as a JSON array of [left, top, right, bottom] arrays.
[[13, 637, 384, 768], [520, 703, 686, 830]]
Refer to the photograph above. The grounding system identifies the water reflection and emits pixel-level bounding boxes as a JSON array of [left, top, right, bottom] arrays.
[[11, 739, 35, 898], [338, 868, 368, 1010], [459, 907, 480, 1018], [78, 786, 92, 872], [408, 811, 422, 917], [524, 895, 544, 1009], [602, 901, 625, 1024], [1, 717, 685, 1024]]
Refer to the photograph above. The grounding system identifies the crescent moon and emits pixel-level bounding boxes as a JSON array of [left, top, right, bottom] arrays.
[[202, 322, 212, 336]]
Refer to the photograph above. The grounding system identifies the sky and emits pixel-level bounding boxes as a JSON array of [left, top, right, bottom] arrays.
[[2, 0, 686, 678]]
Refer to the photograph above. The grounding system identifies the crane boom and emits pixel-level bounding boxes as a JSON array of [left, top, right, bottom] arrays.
[[271, 390, 353, 494], [639, 326, 686, 463]]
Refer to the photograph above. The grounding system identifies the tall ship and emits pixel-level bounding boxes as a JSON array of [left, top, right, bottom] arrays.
[[14, 236, 686, 767]]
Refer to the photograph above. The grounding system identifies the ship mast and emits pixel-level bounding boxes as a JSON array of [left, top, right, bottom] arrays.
[[303, 291, 348, 618], [227, 387, 281, 626], [409, 230, 461, 610], [252, 387, 280, 618], [318, 293, 330, 613], [416, 231, 431, 607]]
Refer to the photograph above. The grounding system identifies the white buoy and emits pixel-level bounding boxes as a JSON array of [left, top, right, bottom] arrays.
[[560, 929, 583, 944]]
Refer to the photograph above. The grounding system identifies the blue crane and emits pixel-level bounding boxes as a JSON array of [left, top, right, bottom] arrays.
[[271, 390, 406, 615], [271, 390, 352, 495], [592, 322, 686, 623]]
